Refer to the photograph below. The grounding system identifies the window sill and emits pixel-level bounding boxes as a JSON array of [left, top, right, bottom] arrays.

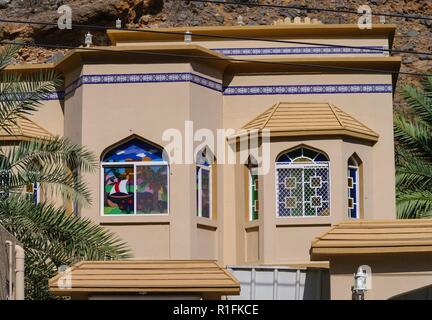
[[195, 216, 218, 230], [275, 216, 332, 227], [245, 220, 260, 230], [100, 214, 170, 225]]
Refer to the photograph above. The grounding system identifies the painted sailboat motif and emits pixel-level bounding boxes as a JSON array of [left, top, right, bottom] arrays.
[[109, 178, 133, 200], [110, 179, 129, 195]]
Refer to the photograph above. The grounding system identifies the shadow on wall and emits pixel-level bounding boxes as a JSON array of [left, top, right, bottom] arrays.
[[303, 268, 330, 300], [389, 284, 432, 300]]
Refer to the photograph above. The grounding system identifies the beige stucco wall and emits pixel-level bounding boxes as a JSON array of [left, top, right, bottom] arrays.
[[47, 28, 398, 266], [329, 254, 432, 300], [223, 73, 395, 265], [62, 62, 226, 260], [59, 66, 396, 265]]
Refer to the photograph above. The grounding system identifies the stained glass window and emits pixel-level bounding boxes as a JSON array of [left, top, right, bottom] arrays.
[[276, 147, 330, 217], [249, 166, 259, 221], [101, 138, 168, 215], [196, 148, 213, 219], [348, 157, 360, 219]]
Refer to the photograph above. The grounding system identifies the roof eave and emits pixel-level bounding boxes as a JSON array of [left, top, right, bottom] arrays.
[[228, 129, 379, 144], [107, 24, 397, 45]]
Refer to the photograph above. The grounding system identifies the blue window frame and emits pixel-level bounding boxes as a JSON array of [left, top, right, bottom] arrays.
[[348, 157, 360, 219]]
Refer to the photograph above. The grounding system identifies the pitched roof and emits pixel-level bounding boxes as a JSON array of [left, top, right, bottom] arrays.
[[0, 117, 53, 141], [310, 219, 432, 260], [239, 102, 379, 142], [49, 260, 240, 297]]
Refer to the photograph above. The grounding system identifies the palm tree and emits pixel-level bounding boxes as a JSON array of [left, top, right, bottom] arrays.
[[395, 76, 432, 219], [0, 45, 131, 299]]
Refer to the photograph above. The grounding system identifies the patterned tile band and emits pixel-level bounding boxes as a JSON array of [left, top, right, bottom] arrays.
[[213, 46, 387, 56], [38, 72, 392, 101], [223, 84, 393, 96], [64, 72, 223, 96]]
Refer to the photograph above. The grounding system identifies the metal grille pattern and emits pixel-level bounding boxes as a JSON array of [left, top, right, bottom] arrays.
[[277, 164, 330, 217]]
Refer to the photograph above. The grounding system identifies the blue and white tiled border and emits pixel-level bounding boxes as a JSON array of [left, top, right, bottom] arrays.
[[213, 46, 387, 56], [37, 72, 392, 101], [223, 84, 393, 96], [64, 72, 223, 96]]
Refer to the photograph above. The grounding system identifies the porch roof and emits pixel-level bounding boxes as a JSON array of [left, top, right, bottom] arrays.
[[0, 116, 53, 141], [310, 219, 432, 260], [232, 102, 379, 142], [49, 260, 240, 297]]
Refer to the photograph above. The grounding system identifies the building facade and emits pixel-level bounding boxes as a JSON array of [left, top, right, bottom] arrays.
[[6, 20, 400, 270]]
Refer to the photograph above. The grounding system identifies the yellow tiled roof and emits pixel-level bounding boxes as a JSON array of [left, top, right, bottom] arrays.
[[0, 117, 53, 141], [49, 260, 240, 297], [241, 102, 379, 142], [310, 219, 432, 260]]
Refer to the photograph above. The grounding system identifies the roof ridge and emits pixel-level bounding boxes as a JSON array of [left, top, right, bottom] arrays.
[[261, 102, 280, 129], [328, 104, 344, 129], [332, 105, 379, 138]]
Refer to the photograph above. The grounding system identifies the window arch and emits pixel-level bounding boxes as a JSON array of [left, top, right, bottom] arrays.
[[101, 137, 169, 215], [276, 146, 330, 217], [347, 154, 362, 219], [196, 147, 214, 219]]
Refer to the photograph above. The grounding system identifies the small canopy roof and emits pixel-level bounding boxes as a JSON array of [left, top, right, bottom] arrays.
[[49, 260, 240, 298], [310, 219, 432, 260], [0, 117, 53, 141], [233, 102, 379, 142]]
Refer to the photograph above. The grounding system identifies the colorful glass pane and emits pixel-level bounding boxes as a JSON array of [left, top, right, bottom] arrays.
[[136, 165, 168, 214], [277, 147, 328, 163], [348, 166, 359, 218], [103, 139, 163, 162], [250, 171, 259, 220], [200, 168, 211, 218], [103, 166, 134, 215]]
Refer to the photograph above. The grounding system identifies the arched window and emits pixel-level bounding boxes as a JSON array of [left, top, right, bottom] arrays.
[[247, 157, 259, 221], [348, 155, 361, 219], [101, 137, 169, 215], [276, 146, 330, 217], [196, 147, 214, 219]]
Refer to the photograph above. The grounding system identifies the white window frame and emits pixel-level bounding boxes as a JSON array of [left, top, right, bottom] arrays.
[[347, 164, 360, 219], [275, 162, 331, 218], [196, 164, 212, 219], [248, 168, 259, 221], [100, 161, 170, 216]]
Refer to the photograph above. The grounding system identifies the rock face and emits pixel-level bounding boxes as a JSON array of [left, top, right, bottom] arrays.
[[0, 0, 431, 108]]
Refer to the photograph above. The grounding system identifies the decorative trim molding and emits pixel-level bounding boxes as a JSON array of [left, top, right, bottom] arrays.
[[64, 72, 223, 97], [213, 46, 387, 56], [37, 71, 393, 100], [223, 84, 393, 96]]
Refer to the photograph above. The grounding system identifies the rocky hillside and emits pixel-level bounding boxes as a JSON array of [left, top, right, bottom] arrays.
[[0, 0, 431, 107]]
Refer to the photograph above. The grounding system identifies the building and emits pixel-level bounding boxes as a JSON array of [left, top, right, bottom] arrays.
[[5, 19, 406, 299]]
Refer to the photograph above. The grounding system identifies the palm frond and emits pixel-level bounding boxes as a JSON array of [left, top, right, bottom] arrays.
[[0, 70, 63, 133], [397, 190, 432, 219], [0, 45, 20, 70], [401, 84, 432, 124], [396, 157, 432, 190], [394, 114, 432, 161], [0, 197, 131, 299]]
